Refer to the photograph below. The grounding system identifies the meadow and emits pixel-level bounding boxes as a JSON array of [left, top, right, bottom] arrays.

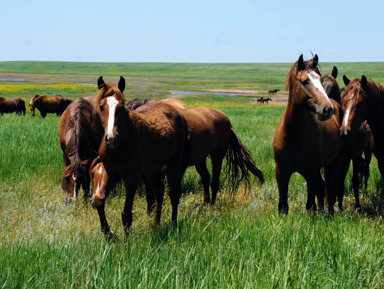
[[1, 61, 384, 288]]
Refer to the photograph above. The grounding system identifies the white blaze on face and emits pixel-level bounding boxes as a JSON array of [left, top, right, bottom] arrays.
[[72, 175, 78, 199], [307, 71, 332, 104], [106, 96, 119, 140]]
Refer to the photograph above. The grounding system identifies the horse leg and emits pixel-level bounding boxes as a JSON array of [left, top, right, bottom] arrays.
[[210, 153, 225, 206], [336, 158, 351, 212], [352, 156, 363, 211], [302, 170, 324, 212], [91, 177, 118, 237], [145, 171, 165, 227], [364, 148, 372, 190], [121, 176, 139, 238], [166, 164, 187, 225], [195, 160, 211, 205], [275, 165, 291, 214], [324, 159, 340, 216], [142, 175, 155, 215]]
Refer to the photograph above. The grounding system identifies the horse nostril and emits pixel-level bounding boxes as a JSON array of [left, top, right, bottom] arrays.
[[114, 134, 120, 145], [323, 106, 334, 118]]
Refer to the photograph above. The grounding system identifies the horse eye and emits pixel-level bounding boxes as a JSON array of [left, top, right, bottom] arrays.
[[99, 105, 104, 112], [301, 80, 309, 87]]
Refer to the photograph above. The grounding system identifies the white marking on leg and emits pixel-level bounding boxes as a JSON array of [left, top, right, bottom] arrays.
[[106, 96, 118, 140]]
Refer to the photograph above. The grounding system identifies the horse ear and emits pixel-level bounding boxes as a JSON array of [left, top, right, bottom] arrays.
[[312, 54, 319, 69], [332, 66, 338, 79], [97, 76, 106, 90], [361, 75, 368, 90], [297, 54, 305, 71], [118, 76, 125, 93], [343, 75, 350, 86]]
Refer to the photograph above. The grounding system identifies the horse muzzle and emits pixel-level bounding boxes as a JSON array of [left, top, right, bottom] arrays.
[[105, 133, 120, 148], [317, 105, 334, 121]]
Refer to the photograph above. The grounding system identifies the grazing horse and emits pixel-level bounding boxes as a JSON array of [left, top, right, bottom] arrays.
[[29, 94, 72, 117], [256, 97, 264, 103], [263, 97, 272, 104], [268, 89, 280, 95], [0, 97, 25, 115], [92, 76, 188, 237], [321, 68, 373, 210], [273, 54, 343, 214], [59, 97, 104, 202], [340, 75, 384, 183]]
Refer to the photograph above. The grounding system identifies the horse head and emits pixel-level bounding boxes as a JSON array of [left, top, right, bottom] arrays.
[[95, 76, 126, 149], [61, 159, 89, 202], [322, 66, 341, 104], [340, 75, 371, 136], [286, 54, 334, 121], [29, 94, 40, 116], [90, 157, 109, 209]]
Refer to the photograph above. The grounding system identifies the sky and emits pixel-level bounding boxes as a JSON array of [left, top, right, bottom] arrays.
[[1, 0, 383, 63]]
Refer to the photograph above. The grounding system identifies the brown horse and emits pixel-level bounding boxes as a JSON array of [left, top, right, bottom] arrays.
[[0, 97, 25, 115], [59, 97, 104, 202], [321, 68, 373, 210], [92, 76, 188, 237], [340, 75, 384, 183], [268, 89, 280, 95], [273, 54, 343, 214], [29, 94, 72, 117]]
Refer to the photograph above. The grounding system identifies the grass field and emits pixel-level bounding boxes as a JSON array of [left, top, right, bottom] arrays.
[[1, 61, 384, 288]]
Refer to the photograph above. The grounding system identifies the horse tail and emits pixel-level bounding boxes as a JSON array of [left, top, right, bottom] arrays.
[[225, 128, 264, 194], [64, 106, 88, 177]]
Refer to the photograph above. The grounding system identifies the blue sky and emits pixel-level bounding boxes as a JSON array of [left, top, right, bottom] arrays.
[[1, 0, 383, 63]]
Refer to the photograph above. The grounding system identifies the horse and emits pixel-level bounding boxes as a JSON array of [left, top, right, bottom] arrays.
[[256, 97, 264, 103], [135, 98, 264, 205], [321, 68, 373, 210], [268, 89, 280, 95], [29, 94, 72, 117], [59, 97, 104, 202], [92, 76, 188, 238], [273, 54, 343, 215], [340, 75, 384, 184], [263, 97, 272, 104], [0, 97, 26, 115]]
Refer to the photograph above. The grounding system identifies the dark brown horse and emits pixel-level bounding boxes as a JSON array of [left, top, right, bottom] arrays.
[[29, 94, 72, 117], [340, 75, 384, 184], [322, 69, 373, 210], [273, 54, 343, 214], [268, 89, 280, 95], [92, 76, 188, 237], [0, 97, 25, 115], [59, 97, 104, 202]]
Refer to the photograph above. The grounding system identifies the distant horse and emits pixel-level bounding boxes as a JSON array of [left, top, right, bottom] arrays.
[[273, 54, 343, 214], [29, 94, 72, 117], [263, 97, 272, 104], [59, 97, 104, 202], [322, 68, 373, 210], [92, 76, 188, 237], [340, 75, 384, 183], [0, 97, 25, 115], [268, 89, 280, 95], [256, 97, 264, 103]]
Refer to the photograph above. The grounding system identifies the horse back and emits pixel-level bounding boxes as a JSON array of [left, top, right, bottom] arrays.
[[178, 107, 231, 164]]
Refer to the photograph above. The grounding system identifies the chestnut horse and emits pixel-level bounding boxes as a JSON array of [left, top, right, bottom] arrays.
[[0, 97, 25, 115], [340, 75, 384, 184], [29, 94, 72, 117], [93, 76, 188, 237], [127, 98, 264, 205], [273, 54, 343, 214], [321, 68, 372, 210], [59, 97, 104, 202]]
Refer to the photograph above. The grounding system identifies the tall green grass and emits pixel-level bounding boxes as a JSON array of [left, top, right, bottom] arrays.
[[1, 62, 384, 288]]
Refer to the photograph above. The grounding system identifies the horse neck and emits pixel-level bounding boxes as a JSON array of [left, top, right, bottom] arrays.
[[365, 83, 384, 131], [284, 89, 315, 128]]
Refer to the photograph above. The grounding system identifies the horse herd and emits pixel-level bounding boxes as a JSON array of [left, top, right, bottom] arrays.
[[4, 54, 384, 238], [0, 93, 73, 116]]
